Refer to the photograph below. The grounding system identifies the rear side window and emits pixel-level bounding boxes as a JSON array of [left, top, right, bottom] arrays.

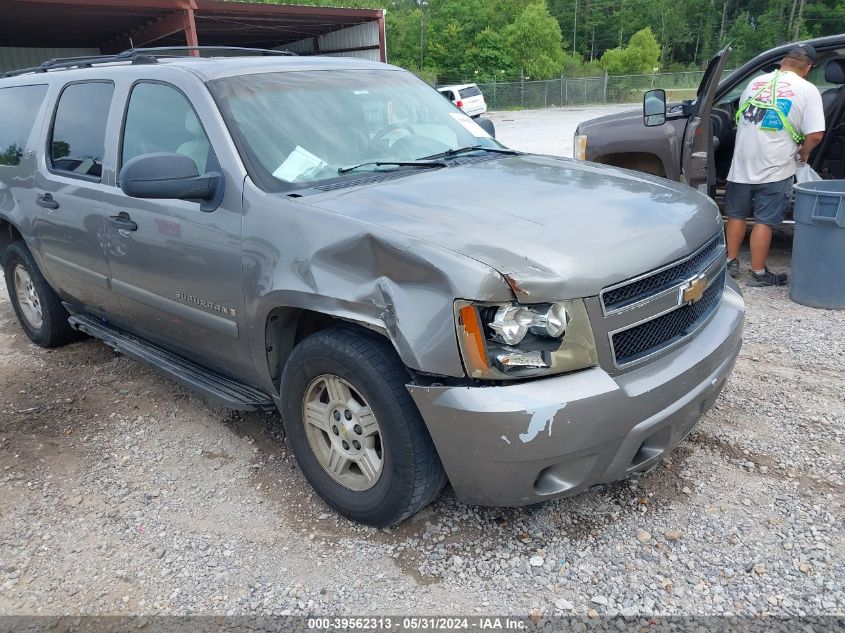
[[0, 84, 48, 167], [122, 82, 212, 175], [460, 86, 482, 99], [50, 82, 114, 179]]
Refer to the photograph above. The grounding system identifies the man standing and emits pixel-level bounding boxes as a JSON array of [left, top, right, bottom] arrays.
[[725, 43, 825, 286]]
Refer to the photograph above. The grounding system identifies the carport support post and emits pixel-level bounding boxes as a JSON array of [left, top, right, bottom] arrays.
[[377, 10, 387, 62], [183, 4, 199, 55]]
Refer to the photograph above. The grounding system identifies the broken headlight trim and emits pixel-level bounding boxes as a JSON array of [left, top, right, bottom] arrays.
[[455, 299, 598, 380]]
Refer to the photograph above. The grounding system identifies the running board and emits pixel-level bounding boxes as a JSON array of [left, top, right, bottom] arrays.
[[68, 314, 275, 412]]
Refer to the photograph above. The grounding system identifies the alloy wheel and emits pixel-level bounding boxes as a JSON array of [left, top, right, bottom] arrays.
[[302, 374, 383, 491], [13, 264, 43, 330]]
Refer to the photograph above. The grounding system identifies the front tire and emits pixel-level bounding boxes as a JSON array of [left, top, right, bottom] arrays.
[[280, 327, 445, 526], [3, 241, 77, 348]]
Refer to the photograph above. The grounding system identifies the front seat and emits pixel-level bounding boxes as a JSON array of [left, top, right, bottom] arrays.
[[176, 111, 210, 174], [821, 59, 845, 117], [811, 59, 845, 175]]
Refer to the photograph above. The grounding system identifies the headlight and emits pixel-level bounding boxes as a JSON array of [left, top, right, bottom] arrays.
[[455, 299, 598, 380], [573, 134, 588, 160]]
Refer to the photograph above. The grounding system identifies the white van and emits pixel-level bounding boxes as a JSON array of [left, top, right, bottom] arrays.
[[437, 83, 488, 118]]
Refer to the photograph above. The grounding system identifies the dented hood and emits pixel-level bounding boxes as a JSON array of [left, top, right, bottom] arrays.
[[308, 154, 722, 301]]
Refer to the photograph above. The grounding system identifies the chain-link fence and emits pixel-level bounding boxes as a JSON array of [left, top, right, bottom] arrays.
[[472, 69, 735, 111]]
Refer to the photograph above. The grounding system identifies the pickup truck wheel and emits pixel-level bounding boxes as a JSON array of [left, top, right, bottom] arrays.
[[280, 327, 446, 526], [3, 241, 76, 348]]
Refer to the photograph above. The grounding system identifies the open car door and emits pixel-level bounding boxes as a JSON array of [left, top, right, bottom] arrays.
[[681, 46, 732, 196]]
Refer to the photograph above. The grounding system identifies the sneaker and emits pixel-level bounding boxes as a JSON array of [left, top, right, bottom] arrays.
[[747, 268, 788, 287], [727, 258, 740, 278]]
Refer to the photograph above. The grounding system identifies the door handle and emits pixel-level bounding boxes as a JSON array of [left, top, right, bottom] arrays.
[[36, 193, 59, 210], [109, 212, 138, 232]]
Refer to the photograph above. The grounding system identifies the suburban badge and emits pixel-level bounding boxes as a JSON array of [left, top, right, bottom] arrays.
[[175, 292, 237, 317]]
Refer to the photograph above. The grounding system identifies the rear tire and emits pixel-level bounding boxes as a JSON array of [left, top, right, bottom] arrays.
[[3, 241, 77, 348], [280, 326, 445, 526]]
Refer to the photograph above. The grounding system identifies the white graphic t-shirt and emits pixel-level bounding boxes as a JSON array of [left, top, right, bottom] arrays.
[[727, 69, 825, 184]]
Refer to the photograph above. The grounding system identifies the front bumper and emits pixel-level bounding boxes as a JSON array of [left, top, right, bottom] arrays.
[[407, 283, 745, 506]]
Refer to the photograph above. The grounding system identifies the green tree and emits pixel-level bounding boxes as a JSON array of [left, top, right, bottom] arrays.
[[600, 27, 661, 74], [462, 27, 515, 81], [504, 2, 565, 79], [385, 5, 423, 70], [51, 141, 70, 160], [0, 144, 23, 167], [426, 19, 470, 80], [263, 0, 845, 79]]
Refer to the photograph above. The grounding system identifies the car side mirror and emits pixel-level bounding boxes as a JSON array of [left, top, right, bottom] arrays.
[[475, 116, 496, 139], [119, 152, 224, 212], [643, 89, 667, 127]]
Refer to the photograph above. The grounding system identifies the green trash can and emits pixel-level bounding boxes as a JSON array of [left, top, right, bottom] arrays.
[[790, 180, 845, 309]]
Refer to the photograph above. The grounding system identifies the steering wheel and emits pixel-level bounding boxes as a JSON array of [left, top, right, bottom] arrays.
[[370, 122, 415, 148]]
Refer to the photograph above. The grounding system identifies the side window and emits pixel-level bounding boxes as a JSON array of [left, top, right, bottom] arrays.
[[0, 84, 48, 167], [50, 82, 114, 179], [122, 82, 212, 175]]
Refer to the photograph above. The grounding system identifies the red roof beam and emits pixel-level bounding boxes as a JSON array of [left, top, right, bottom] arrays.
[[104, 11, 189, 51], [194, 1, 383, 21], [6, 0, 194, 9]]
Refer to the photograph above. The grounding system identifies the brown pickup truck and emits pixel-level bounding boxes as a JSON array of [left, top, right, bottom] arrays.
[[574, 36, 845, 222]]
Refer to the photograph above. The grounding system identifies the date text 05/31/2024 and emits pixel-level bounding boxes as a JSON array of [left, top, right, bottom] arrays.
[[307, 617, 528, 630]]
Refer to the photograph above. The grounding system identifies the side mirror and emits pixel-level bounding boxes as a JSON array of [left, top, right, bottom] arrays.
[[643, 89, 667, 127], [475, 116, 496, 139], [119, 152, 224, 212]]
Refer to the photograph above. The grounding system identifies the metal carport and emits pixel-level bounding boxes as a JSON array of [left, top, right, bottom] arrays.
[[0, 0, 387, 74]]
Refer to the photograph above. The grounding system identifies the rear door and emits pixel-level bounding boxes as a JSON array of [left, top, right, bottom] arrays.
[[31, 80, 121, 316], [681, 46, 731, 196]]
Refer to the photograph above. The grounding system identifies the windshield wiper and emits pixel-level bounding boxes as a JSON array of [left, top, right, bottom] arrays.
[[418, 145, 520, 161], [337, 160, 447, 175]]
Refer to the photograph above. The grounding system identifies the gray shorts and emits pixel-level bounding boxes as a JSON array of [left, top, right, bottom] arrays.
[[725, 177, 793, 226]]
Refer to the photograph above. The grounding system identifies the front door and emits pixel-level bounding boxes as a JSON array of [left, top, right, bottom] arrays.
[[681, 46, 732, 196], [102, 80, 252, 378], [31, 81, 121, 316]]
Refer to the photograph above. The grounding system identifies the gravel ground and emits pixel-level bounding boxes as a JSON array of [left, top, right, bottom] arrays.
[[488, 104, 633, 156], [1, 240, 842, 619], [0, 105, 843, 618]]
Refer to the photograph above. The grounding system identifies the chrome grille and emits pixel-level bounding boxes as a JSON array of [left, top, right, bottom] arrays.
[[611, 269, 726, 365], [601, 234, 724, 313]]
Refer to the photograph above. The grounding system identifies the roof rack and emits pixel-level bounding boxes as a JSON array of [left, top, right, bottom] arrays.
[[3, 46, 296, 78], [125, 46, 297, 58]]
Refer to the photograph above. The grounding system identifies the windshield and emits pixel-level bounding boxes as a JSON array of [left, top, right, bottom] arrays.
[[209, 69, 503, 190]]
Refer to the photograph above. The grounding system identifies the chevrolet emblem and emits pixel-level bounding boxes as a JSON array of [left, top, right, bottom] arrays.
[[682, 275, 707, 304]]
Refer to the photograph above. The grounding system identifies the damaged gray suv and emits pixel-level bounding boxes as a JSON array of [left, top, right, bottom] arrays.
[[0, 48, 745, 526]]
